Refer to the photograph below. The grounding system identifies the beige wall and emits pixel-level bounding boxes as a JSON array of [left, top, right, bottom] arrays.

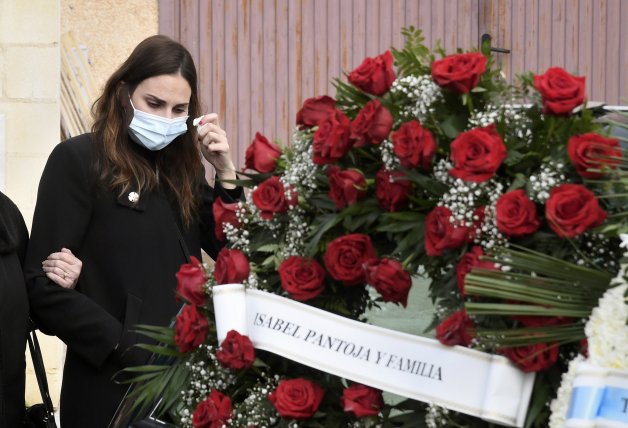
[[62, 0, 159, 94], [1, 0, 158, 410], [0, 0, 61, 228]]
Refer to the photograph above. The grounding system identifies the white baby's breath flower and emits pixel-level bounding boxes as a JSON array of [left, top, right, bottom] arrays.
[[390, 75, 442, 123]]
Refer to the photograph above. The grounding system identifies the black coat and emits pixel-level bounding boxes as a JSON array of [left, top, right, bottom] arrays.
[[24, 134, 241, 427], [0, 191, 29, 427]]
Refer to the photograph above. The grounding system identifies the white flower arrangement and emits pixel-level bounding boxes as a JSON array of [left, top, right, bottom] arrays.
[[548, 265, 628, 428]]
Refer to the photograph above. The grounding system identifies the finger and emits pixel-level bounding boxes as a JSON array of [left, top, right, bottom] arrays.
[[45, 272, 72, 289], [61, 248, 74, 255], [46, 252, 76, 264], [204, 131, 225, 144], [204, 124, 226, 136], [44, 264, 74, 282], [199, 124, 224, 139], [199, 113, 219, 127], [42, 259, 71, 271], [206, 141, 230, 153]]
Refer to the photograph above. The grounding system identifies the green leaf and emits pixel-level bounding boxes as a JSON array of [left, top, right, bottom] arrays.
[[255, 244, 280, 253], [440, 114, 466, 139], [507, 173, 528, 191], [305, 213, 343, 255], [134, 344, 182, 357], [401, 169, 447, 195]]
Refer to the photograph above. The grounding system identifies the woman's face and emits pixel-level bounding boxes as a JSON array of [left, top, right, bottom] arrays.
[[129, 73, 192, 119]]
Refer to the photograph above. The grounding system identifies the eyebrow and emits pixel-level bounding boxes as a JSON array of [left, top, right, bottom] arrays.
[[145, 94, 189, 108]]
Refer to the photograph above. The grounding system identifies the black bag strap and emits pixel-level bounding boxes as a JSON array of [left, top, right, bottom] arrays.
[[27, 326, 58, 428]]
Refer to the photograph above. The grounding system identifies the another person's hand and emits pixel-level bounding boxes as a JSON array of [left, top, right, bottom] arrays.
[[196, 113, 237, 189], [42, 248, 82, 289]]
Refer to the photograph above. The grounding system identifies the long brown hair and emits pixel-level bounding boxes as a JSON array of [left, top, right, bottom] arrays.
[[91, 35, 203, 225]]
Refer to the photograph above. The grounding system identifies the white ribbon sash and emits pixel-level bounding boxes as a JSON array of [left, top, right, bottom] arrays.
[[566, 363, 628, 427], [213, 284, 535, 427]]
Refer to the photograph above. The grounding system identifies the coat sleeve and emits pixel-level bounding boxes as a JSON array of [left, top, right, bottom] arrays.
[[197, 177, 243, 260], [24, 140, 123, 369]]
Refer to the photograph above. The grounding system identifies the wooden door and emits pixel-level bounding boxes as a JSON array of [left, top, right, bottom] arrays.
[[159, 0, 480, 167], [159, 0, 627, 169], [479, 0, 628, 105]]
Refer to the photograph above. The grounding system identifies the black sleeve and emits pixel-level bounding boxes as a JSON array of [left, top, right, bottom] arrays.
[[0, 191, 29, 264], [14, 203, 28, 266], [24, 140, 123, 369], [198, 178, 243, 260]]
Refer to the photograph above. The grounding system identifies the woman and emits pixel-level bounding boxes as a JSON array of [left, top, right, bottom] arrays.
[[0, 191, 80, 426], [24, 35, 241, 427]]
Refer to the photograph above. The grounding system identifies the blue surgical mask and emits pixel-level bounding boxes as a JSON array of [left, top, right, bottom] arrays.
[[128, 97, 189, 151]]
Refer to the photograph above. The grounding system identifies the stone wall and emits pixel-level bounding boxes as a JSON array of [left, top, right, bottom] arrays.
[[61, 0, 159, 94]]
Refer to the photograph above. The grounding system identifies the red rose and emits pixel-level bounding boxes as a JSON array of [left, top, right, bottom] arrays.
[[568, 133, 622, 178], [341, 384, 383, 418], [213, 198, 241, 241], [350, 99, 393, 147], [296, 95, 336, 128], [175, 304, 209, 353], [391, 120, 437, 170], [495, 190, 541, 237], [348, 50, 395, 96], [435, 310, 474, 347], [500, 343, 559, 372], [214, 248, 250, 285], [431, 52, 487, 94], [545, 184, 606, 238], [215, 329, 255, 370], [269, 378, 325, 420], [375, 168, 412, 212], [327, 166, 367, 210], [278, 256, 326, 301], [192, 389, 232, 428], [534, 67, 585, 115], [245, 132, 282, 173], [449, 124, 507, 182], [425, 206, 470, 256], [365, 258, 412, 307], [455, 246, 495, 296], [312, 108, 352, 165], [252, 176, 297, 220], [323, 234, 377, 286], [176, 256, 208, 306]]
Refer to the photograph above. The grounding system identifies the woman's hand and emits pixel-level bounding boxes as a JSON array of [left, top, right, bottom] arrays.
[[42, 248, 82, 289], [196, 113, 237, 189]]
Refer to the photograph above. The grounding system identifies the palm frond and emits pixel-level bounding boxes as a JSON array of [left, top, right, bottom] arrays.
[[464, 246, 613, 347]]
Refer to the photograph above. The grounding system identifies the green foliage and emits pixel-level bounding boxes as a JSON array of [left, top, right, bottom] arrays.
[[391, 27, 432, 78], [465, 247, 613, 346], [118, 325, 189, 421]]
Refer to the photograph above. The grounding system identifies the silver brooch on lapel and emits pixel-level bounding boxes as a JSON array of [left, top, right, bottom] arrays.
[[128, 191, 140, 203]]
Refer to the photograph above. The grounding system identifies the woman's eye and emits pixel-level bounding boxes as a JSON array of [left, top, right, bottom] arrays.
[[148, 102, 160, 108]]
